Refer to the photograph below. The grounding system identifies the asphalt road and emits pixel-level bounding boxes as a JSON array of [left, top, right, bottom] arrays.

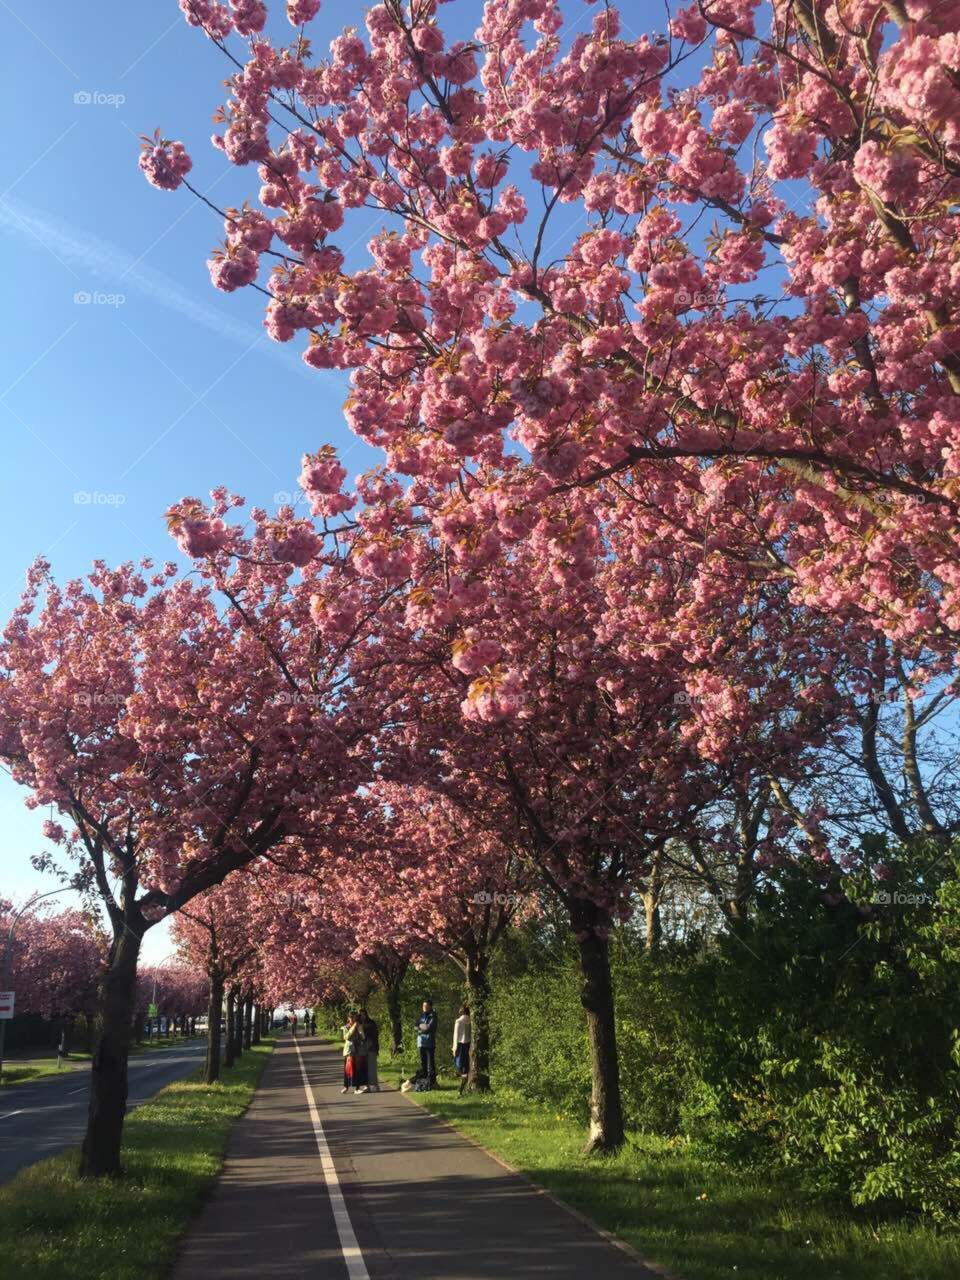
[[0, 1037, 210, 1182], [174, 1037, 658, 1279]]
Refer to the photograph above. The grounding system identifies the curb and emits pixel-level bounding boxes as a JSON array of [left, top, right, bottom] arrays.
[[400, 1089, 683, 1280]]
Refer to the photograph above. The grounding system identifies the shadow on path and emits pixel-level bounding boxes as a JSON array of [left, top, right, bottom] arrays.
[[173, 1036, 661, 1279]]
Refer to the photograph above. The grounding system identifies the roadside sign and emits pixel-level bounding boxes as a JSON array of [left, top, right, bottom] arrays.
[[148, 1002, 158, 1018], [0, 992, 14, 1020]]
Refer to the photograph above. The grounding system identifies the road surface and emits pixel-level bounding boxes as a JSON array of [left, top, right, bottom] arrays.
[[173, 1036, 662, 1279], [0, 1038, 209, 1182]]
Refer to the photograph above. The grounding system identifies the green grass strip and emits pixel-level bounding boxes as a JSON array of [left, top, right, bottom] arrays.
[[410, 1083, 960, 1280], [0, 1059, 87, 1088], [1, 1040, 191, 1090], [0, 1039, 274, 1280]]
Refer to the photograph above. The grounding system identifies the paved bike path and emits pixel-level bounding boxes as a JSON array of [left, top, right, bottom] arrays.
[[173, 1035, 662, 1279]]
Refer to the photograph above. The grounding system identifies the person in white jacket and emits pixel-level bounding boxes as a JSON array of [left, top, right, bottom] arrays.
[[452, 1004, 471, 1082]]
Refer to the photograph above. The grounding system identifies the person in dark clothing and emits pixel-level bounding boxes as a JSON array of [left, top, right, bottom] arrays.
[[415, 1000, 438, 1086], [361, 1011, 381, 1090]]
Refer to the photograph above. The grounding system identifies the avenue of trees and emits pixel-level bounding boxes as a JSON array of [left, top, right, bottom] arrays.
[[1, 0, 959, 1216]]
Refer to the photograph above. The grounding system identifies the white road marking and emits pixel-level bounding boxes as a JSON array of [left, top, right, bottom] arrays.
[[0, 1109, 24, 1120], [294, 1039, 369, 1280]]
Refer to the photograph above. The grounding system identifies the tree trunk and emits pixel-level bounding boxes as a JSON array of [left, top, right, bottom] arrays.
[[572, 905, 625, 1154], [205, 971, 224, 1084], [644, 849, 663, 954], [224, 988, 236, 1069], [79, 920, 142, 1177], [232, 988, 244, 1059], [231, 986, 243, 1060], [643, 890, 662, 953], [243, 992, 253, 1050], [385, 982, 403, 1055], [464, 952, 492, 1093]]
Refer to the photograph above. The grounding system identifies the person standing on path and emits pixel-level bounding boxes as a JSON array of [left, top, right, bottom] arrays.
[[362, 1011, 380, 1091], [291, 1011, 299, 1037], [415, 1000, 438, 1087], [342, 1012, 369, 1094], [341, 1013, 359, 1093], [452, 1004, 471, 1089]]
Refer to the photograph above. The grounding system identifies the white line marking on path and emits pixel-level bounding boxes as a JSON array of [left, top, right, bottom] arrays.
[[294, 1039, 369, 1280], [0, 1110, 24, 1120]]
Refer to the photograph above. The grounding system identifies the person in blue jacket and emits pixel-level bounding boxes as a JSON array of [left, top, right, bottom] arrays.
[[415, 1000, 438, 1086]]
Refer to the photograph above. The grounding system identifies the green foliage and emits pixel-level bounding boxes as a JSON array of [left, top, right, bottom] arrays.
[[411, 1083, 960, 1280], [343, 842, 960, 1221], [0, 1040, 274, 1280], [673, 844, 960, 1218]]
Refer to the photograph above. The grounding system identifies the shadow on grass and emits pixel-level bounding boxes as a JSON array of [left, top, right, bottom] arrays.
[[414, 1091, 960, 1280], [0, 1041, 274, 1280]]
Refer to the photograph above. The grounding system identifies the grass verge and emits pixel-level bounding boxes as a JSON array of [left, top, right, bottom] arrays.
[[0, 1038, 274, 1280], [1, 1037, 197, 1089], [0, 1058, 88, 1088], [409, 1083, 960, 1280]]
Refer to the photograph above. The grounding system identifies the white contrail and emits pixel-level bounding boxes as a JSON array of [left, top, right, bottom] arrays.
[[0, 194, 317, 377]]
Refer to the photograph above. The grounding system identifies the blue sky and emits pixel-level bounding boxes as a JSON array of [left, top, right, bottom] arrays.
[[0, 2, 398, 956], [0, 0, 765, 961], [0, 0, 616, 958]]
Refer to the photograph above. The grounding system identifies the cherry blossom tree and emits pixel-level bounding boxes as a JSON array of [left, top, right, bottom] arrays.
[[139, 0, 960, 1151], [0, 549, 377, 1176], [0, 900, 104, 1022], [330, 784, 535, 1090], [135, 962, 209, 1036], [146, 0, 960, 661]]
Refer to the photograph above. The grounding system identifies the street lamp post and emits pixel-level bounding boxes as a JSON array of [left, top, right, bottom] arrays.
[[0, 888, 73, 1085], [148, 953, 176, 1040]]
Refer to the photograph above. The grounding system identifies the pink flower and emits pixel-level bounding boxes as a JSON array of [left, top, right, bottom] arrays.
[[763, 121, 818, 180], [138, 138, 192, 191], [229, 0, 266, 34], [452, 631, 502, 675], [287, 0, 320, 24], [207, 245, 259, 292], [461, 668, 524, 722]]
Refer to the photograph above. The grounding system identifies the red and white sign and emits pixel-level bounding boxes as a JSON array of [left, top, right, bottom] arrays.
[[0, 991, 15, 1020]]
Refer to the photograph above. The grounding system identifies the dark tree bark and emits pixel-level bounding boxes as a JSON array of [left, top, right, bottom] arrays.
[[79, 915, 143, 1177], [463, 951, 491, 1093], [224, 987, 236, 1069], [242, 991, 253, 1050], [571, 901, 625, 1154], [384, 982, 404, 1055], [205, 970, 224, 1084], [231, 986, 244, 1060]]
